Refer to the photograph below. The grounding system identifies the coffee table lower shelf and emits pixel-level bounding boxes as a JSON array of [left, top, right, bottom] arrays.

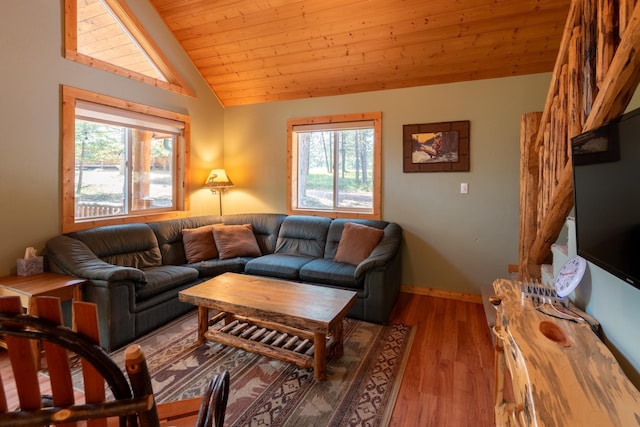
[[203, 311, 339, 378]]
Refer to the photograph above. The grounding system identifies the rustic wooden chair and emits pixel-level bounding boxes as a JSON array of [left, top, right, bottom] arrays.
[[0, 295, 230, 427]]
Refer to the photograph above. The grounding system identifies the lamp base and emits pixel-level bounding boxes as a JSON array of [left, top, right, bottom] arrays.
[[210, 189, 224, 215]]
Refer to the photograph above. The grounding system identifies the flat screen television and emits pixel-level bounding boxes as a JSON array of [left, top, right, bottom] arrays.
[[571, 106, 640, 291]]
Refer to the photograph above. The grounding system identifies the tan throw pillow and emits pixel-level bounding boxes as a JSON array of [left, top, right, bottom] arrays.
[[334, 222, 384, 266], [182, 225, 218, 263], [213, 224, 261, 259]]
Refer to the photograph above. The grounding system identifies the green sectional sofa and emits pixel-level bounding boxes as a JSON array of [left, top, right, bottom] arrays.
[[45, 214, 402, 351]]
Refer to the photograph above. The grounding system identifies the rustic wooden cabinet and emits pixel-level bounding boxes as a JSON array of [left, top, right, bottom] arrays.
[[491, 278, 640, 426]]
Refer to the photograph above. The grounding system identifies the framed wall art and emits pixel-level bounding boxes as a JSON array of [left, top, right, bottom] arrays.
[[402, 120, 470, 172]]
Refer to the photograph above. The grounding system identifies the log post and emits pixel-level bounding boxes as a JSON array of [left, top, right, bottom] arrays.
[[519, 112, 543, 280], [597, 0, 620, 88], [557, 64, 569, 183], [568, 25, 584, 150], [587, 0, 640, 128], [619, 0, 635, 34], [521, 0, 640, 277], [530, 162, 574, 266], [583, 0, 598, 117]]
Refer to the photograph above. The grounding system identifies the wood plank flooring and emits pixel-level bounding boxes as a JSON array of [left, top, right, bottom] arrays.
[[388, 292, 495, 427], [0, 292, 495, 426]]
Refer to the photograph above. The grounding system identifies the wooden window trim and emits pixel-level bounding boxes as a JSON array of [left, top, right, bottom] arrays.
[[64, 0, 194, 98], [61, 85, 191, 233], [287, 112, 382, 220]]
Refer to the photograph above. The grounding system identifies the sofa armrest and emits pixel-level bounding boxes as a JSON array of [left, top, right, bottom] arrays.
[[354, 223, 402, 278], [46, 235, 146, 283]]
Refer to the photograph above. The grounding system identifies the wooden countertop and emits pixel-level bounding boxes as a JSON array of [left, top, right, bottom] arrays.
[[493, 278, 640, 426]]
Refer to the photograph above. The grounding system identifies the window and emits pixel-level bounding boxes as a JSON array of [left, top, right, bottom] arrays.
[[62, 86, 190, 232], [64, 0, 193, 96], [287, 113, 382, 219]]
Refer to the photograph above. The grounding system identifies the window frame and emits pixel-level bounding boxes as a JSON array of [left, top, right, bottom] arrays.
[[62, 85, 191, 233], [64, 0, 194, 97], [287, 112, 382, 220]]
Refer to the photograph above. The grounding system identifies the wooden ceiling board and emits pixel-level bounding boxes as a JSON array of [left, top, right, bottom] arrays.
[[203, 28, 561, 89], [210, 61, 555, 106], [145, 0, 571, 106], [196, 16, 563, 81], [184, 2, 566, 61], [210, 58, 557, 106], [77, 0, 164, 79]]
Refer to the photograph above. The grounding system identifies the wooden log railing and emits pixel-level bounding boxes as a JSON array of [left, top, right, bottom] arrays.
[[75, 201, 123, 219], [519, 0, 640, 280]]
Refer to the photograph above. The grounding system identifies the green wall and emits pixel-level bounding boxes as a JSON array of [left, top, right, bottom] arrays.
[[223, 73, 552, 294], [577, 262, 640, 385], [0, 0, 224, 277]]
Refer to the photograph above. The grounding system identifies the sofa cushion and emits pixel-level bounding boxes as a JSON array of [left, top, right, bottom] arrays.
[[149, 215, 220, 265], [213, 224, 262, 259], [136, 265, 199, 301], [299, 259, 362, 288], [334, 222, 384, 265], [182, 225, 218, 263], [324, 219, 389, 259], [245, 253, 315, 280], [222, 213, 286, 255], [275, 216, 331, 257], [68, 223, 162, 269], [45, 235, 146, 283], [187, 258, 248, 277]]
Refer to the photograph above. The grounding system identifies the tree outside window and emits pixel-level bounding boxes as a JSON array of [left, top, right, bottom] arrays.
[[74, 121, 175, 218], [62, 86, 190, 233], [288, 113, 381, 219]]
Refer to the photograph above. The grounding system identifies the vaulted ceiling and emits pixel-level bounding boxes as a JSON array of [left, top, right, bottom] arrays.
[[149, 0, 571, 107]]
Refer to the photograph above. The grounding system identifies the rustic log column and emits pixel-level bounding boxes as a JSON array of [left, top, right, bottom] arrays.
[[597, 0, 620, 87], [530, 161, 574, 266], [557, 64, 568, 182], [568, 25, 584, 149], [619, 0, 635, 33], [582, 0, 598, 117], [519, 112, 543, 280], [549, 99, 558, 196], [588, 0, 640, 127], [522, 0, 640, 279]]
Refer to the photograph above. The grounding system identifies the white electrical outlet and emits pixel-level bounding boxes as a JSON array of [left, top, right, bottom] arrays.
[[460, 182, 469, 194]]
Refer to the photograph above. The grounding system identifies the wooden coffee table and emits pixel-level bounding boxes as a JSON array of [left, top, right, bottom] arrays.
[[179, 272, 357, 380]]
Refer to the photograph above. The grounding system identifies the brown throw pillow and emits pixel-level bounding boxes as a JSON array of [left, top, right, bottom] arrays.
[[182, 225, 218, 263], [213, 224, 261, 259], [334, 222, 384, 266]]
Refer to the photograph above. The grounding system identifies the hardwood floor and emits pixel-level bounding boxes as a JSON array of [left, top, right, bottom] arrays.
[[0, 292, 495, 426], [388, 292, 495, 427]]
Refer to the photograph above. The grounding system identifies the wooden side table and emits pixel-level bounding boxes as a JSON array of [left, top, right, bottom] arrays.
[[0, 272, 86, 368], [0, 272, 85, 316]]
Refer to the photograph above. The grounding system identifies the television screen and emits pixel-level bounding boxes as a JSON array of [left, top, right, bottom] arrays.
[[572, 107, 640, 290]]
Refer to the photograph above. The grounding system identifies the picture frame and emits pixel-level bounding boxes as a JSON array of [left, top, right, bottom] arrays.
[[402, 120, 470, 172]]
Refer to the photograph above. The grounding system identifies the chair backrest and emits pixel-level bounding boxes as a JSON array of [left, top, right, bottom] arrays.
[[0, 295, 229, 427], [0, 295, 154, 426]]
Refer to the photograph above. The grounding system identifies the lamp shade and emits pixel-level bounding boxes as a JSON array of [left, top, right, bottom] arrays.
[[204, 169, 234, 188]]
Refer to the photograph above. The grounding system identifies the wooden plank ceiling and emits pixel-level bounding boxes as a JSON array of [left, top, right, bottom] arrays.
[[149, 0, 571, 106], [78, 0, 165, 81]]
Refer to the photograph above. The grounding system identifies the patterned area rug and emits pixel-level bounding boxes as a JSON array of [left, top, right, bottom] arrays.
[[106, 310, 415, 427]]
